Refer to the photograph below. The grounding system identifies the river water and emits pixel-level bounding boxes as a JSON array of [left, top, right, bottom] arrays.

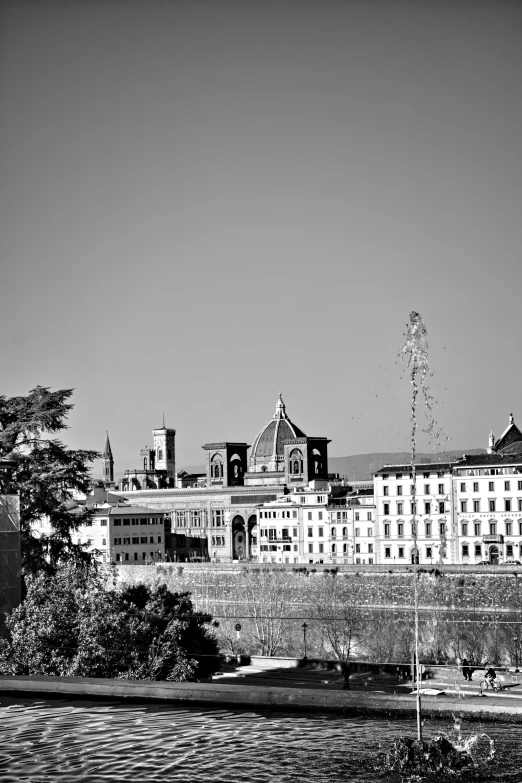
[[0, 696, 519, 782]]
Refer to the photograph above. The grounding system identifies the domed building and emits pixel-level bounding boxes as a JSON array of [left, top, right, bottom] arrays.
[[116, 393, 333, 563], [249, 393, 306, 474], [243, 393, 330, 487]]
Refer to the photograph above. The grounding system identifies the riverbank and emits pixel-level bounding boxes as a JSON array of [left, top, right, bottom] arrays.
[[2, 675, 522, 722]]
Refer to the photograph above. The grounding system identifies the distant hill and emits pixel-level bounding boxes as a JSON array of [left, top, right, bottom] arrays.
[[328, 450, 487, 482]]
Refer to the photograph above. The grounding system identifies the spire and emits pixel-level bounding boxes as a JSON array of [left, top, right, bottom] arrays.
[[103, 432, 113, 460], [487, 430, 495, 454], [273, 391, 288, 420]]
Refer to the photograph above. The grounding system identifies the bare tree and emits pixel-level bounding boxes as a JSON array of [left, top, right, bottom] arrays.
[[241, 569, 290, 656], [310, 573, 363, 661]]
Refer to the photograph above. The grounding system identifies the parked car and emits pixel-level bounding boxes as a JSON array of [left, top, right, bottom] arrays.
[[476, 560, 490, 565], [503, 560, 522, 566]]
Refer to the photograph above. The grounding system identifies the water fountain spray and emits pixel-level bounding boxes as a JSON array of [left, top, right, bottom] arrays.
[[379, 313, 495, 776], [399, 311, 431, 742]]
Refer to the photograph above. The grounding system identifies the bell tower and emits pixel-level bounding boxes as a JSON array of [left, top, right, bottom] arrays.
[[153, 418, 176, 488], [102, 432, 114, 486]]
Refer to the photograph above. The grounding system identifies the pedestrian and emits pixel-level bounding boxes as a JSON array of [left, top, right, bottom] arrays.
[[462, 658, 472, 681], [485, 665, 496, 684], [341, 661, 351, 690]]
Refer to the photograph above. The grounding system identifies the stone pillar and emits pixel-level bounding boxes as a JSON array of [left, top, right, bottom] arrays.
[[244, 514, 250, 560]]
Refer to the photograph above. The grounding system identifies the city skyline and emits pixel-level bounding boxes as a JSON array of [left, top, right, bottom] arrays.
[[1, 0, 521, 473]]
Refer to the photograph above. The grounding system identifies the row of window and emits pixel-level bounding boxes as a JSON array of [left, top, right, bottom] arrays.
[[457, 468, 522, 477], [383, 521, 445, 537], [462, 543, 518, 558], [116, 552, 161, 562], [260, 544, 297, 552], [383, 545, 435, 559], [260, 510, 298, 519], [383, 483, 447, 497], [460, 480, 522, 492], [461, 520, 522, 536], [383, 501, 446, 515], [173, 510, 226, 528], [113, 518, 162, 527], [259, 526, 374, 540], [461, 499, 522, 513], [381, 472, 447, 480], [296, 495, 326, 504], [382, 500, 446, 517], [211, 536, 225, 547], [382, 480, 522, 497], [114, 536, 162, 545]]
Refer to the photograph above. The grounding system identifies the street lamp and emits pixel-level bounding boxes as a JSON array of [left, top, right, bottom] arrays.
[[156, 549, 161, 561], [514, 635, 519, 671], [302, 622, 308, 660]]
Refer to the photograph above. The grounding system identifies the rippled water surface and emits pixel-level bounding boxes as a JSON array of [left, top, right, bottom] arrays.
[[0, 696, 520, 782]]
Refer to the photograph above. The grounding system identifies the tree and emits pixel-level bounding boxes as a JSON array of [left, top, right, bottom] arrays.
[[0, 563, 220, 680], [0, 386, 99, 575], [242, 569, 290, 656], [311, 573, 363, 661]]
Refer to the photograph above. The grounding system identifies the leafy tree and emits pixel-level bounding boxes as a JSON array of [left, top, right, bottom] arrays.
[[0, 563, 220, 680], [0, 386, 99, 575]]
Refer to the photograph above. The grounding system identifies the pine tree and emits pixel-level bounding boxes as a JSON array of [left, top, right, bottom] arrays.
[[0, 386, 99, 576]]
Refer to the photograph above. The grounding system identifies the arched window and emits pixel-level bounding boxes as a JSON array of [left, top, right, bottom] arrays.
[[289, 448, 303, 475], [230, 455, 242, 480], [158, 449, 163, 461], [331, 527, 337, 538], [332, 543, 337, 554], [343, 543, 348, 554], [211, 454, 223, 479], [342, 527, 347, 537]]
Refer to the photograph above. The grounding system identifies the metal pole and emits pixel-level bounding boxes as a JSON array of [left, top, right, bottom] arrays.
[[412, 464, 422, 743], [413, 553, 422, 742], [302, 622, 308, 659]]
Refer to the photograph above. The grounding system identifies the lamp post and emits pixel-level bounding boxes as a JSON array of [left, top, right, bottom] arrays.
[[156, 549, 161, 561], [514, 635, 519, 670], [302, 622, 308, 660]]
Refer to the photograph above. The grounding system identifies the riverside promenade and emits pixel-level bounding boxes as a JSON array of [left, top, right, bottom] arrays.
[[2, 671, 522, 723]]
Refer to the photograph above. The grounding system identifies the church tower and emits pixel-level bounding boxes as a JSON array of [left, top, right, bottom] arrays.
[[102, 432, 114, 486], [153, 419, 176, 488]]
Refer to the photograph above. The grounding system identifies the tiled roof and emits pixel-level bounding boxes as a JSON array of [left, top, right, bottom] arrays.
[[498, 442, 522, 456], [375, 462, 456, 474], [100, 505, 165, 516], [457, 454, 522, 467]]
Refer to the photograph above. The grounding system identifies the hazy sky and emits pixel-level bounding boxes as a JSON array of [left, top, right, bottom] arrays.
[[1, 0, 521, 475]]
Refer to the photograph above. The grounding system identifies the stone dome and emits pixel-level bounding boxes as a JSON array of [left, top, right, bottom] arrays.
[[249, 394, 306, 473]]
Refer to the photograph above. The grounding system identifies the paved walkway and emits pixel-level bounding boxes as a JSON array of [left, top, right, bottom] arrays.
[[213, 662, 522, 701]]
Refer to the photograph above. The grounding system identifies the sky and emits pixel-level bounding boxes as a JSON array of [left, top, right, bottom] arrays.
[[1, 0, 521, 477]]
